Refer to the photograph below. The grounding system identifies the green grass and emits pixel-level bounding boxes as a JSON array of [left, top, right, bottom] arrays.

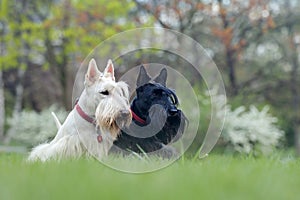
[[0, 153, 300, 200]]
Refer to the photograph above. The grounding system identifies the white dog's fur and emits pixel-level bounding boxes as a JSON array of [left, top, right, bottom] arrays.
[[28, 59, 131, 162]]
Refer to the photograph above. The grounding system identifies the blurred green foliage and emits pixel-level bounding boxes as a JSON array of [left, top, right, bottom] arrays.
[[0, 0, 300, 153], [0, 153, 300, 200]]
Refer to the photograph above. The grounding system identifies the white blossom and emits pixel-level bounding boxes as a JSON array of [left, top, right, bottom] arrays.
[[221, 105, 284, 155], [8, 105, 67, 146]]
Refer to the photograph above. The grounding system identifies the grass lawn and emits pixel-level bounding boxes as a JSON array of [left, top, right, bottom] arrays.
[[0, 153, 299, 200]]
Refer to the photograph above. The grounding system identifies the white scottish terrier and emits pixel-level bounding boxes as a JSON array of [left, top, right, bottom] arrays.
[[28, 59, 131, 162]]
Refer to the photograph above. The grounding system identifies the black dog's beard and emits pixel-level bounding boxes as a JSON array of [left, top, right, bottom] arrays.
[[113, 105, 187, 153], [147, 104, 167, 136], [122, 105, 168, 139]]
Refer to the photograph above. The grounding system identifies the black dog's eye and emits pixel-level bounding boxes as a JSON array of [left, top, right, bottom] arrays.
[[168, 96, 175, 104], [168, 93, 178, 105], [100, 90, 109, 95]]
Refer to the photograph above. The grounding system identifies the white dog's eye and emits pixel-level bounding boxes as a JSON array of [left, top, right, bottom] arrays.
[[100, 90, 109, 95]]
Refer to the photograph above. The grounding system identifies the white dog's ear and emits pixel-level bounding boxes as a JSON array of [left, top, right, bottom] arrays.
[[103, 59, 115, 81], [85, 58, 101, 85]]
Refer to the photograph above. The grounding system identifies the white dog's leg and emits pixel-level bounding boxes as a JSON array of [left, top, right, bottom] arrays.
[[27, 143, 53, 162], [28, 134, 85, 162]]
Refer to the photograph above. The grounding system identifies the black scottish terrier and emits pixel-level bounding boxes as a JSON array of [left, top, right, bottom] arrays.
[[112, 66, 187, 156]]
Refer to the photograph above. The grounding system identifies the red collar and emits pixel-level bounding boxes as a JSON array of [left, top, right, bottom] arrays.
[[76, 102, 146, 125], [130, 109, 146, 124], [75, 104, 96, 126], [75, 102, 103, 143]]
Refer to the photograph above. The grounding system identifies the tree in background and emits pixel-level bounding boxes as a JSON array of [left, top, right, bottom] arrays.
[[268, 0, 300, 154], [0, 0, 143, 142], [133, 0, 300, 153], [0, 3, 5, 139], [133, 0, 277, 95]]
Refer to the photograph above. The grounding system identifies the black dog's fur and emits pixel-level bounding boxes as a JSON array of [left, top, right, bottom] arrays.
[[112, 66, 187, 156]]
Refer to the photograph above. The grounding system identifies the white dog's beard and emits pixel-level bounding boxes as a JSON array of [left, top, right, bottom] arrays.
[[95, 102, 129, 139]]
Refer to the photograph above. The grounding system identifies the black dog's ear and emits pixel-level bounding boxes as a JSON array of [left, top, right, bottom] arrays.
[[154, 68, 167, 87], [137, 65, 151, 87]]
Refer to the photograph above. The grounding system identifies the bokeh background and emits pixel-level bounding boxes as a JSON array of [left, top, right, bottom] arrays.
[[0, 0, 299, 157]]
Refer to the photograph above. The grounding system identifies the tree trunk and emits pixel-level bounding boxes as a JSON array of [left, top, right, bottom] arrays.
[[0, 19, 5, 141], [13, 69, 25, 114], [291, 52, 300, 155], [217, 0, 238, 96], [286, 20, 300, 155], [4, 68, 25, 144], [283, 0, 300, 156], [0, 71, 4, 141], [226, 48, 237, 96], [295, 125, 300, 155]]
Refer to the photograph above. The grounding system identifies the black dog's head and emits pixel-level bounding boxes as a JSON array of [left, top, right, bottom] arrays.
[[130, 66, 187, 145]]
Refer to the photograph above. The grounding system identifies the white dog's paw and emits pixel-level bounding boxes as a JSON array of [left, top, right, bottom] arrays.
[[27, 143, 51, 162]]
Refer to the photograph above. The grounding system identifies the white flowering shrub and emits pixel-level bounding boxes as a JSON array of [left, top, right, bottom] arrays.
[[8, 105, 68, 147], [221, 105, 284, 155], [201, 88, 285, 155]]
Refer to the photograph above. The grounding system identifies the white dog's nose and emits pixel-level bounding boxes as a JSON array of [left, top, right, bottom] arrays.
[[120, 110, 131, 118]]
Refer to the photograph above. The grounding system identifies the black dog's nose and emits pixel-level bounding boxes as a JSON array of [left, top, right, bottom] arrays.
[[168, 108, 178, 116], [120, 110, 131, 118]]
